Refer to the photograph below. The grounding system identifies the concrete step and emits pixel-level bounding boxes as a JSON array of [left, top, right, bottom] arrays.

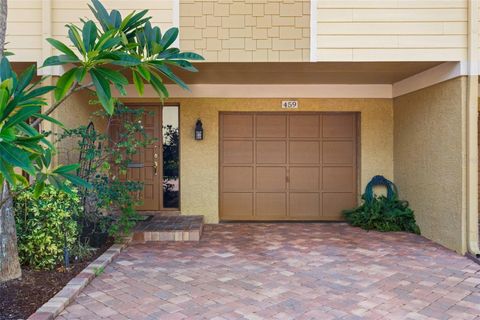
[[132, 215, 203, 243]]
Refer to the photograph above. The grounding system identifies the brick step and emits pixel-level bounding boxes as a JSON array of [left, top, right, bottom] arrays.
[[132, 215, 203, 243]]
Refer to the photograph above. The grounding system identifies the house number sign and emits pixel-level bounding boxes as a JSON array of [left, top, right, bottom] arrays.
[[281, 100, 298, 109]]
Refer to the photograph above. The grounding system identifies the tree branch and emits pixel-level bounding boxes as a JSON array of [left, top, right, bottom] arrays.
[[0, 0, 7, 59], [31, 81, 94, 128]]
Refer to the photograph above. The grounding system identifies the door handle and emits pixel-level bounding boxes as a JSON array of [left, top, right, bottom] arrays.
[[153, 161, 158, 175]]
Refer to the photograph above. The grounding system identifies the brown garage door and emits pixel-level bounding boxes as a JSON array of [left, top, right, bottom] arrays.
[[220, 112, 358, 221]]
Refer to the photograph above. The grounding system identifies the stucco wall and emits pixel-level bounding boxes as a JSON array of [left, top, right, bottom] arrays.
[[393, 77, 466, 254], [53, 90, 106, 165], [177, 98, 393, 223]]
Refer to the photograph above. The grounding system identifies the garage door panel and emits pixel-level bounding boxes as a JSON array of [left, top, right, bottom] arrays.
[[323, 193, 356, 219], [323, 141, 354, 164], [289, 115, 320, 138], [322, 114, 355, 138], [220, 112, 358, 221], [256, 141, 287, 164], [289, 167, 320, 191], [256, 167, 286, 191], [289, 193, 320, 218], [223, 141, 253, 164], [256, 193, 287, 218], [256, 114, 287, 138], [222, 193, 254, 218], [323, 167, 354, 191], [223, 114, 253, 138], [289, 141, 320, 164], [223, 167, 253, 191]]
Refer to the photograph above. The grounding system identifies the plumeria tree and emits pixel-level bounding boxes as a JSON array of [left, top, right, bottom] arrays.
[[0, 0, 203, 282]]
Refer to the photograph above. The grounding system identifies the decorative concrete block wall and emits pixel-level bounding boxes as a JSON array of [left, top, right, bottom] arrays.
[[180, 0, 310, 62]]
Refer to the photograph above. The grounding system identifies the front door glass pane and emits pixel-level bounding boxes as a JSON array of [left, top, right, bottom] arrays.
[[162, 106, 180, 208]]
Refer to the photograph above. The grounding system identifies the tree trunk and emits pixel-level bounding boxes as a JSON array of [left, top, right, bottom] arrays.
[[0, 181, 21, 283], [0, 0, 7, 55], [0, 0, 19, 284]]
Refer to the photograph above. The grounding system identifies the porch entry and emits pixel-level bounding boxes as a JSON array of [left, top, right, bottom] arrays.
[[220, 112, 358, 221], [111, 105, 180, 211]]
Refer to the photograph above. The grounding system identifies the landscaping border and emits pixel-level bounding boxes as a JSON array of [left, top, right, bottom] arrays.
[[27, 236, 132, 320]]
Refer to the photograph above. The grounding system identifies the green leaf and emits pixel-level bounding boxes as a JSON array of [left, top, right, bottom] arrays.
[[136, 65, 151, 81], [15, 64, 36, 95], [110, 10, 122, 28], [132, 70, 144, 96], [32, 113, 65, 128], [82, 20, 97, 52], [160, 27, 178, 50], [0, 143, 35, 175], [0, 87, 10, 113], [0, 57, 13, 81], [60, 173, 92, 189], [164, 60, 198, 72], [20, 85, 55, 102], [68, 25, 86, 54], [109, 52, 141, 67], [33, 181, 45, 198], [46, 38, 79, 59], [54, 68, 77, 101], [167, 52, 205, 61], [89, 69, 114, 115], [75, 67, 87, 83], [4, 106, 41, 129], [154, 64, 188, 91], [42, 55, 79, 67], [89, 0, 111, 32], [43, 148, 52, 167], [95, 67, 128, 85], [52, 163, 80, 174], [150, 72, 169, 98], [0, 159, 15, 185]]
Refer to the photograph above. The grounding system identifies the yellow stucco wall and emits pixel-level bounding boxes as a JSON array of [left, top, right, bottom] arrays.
[[53, 90, 106, 165], [176, 98, 393, 223], [393, 77, 466, 254]]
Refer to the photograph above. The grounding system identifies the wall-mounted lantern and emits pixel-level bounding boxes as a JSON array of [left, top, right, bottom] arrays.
[[195, 119, 204, 140]]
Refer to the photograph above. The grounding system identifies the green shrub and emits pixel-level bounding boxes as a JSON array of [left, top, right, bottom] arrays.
[[343, 195, 420, 234], [14, 186, 81, 269]]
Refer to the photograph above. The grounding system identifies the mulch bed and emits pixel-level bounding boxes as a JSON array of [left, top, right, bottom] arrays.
[[0, 238, 113, 320]]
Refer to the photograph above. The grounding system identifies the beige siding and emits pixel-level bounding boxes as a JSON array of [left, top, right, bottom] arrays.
[[52, 0, 173, 44], [316, 0, 468, 61], [6, 0, 43, 62], [6, 0, 174, 63], [180, 0, 310, 62]]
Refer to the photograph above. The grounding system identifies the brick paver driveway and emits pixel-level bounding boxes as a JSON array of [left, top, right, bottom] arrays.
[[57, 224, 480, 320]]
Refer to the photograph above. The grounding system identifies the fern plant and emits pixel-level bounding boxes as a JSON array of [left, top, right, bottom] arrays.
[[343, 195, 420, 234]]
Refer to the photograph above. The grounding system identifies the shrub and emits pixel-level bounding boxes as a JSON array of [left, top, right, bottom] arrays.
[[14, 186, 80, 269], [343, 195, 420, 234]]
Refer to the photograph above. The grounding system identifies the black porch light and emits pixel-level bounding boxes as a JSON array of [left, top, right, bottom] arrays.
[[195, 119, 204, 140]]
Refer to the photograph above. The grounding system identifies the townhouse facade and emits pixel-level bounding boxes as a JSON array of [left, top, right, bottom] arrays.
[[6, 0, 480, 256]]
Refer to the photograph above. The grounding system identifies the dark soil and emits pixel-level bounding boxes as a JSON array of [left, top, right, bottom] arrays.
[[0, 238, 113, 320]]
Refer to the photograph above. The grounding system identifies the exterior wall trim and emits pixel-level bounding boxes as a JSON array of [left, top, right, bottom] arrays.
[[172, 0, 180, 48], [392, 62, 466, 98], [122, 84, 392, 99], [310, 0, 318, 62]]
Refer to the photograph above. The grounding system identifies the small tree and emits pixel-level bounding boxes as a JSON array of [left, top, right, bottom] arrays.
[[0, 0, 203, 282]]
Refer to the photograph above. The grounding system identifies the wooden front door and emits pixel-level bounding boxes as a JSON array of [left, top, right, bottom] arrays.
[[110, 105, 180, 211], [129, 107, 162, 211]]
